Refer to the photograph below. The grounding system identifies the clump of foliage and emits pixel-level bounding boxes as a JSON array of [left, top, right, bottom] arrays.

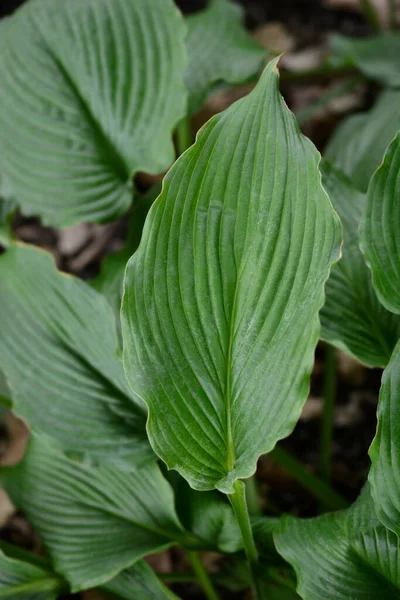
[[0, 0, 400, 598]]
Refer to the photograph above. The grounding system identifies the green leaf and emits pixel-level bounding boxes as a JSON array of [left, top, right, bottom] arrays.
[[369, 339, 400, 537], [122, 59, 342, 493], [2, 434, 185, 592], [185, 0, 266, 114], [100, 561, 179, 600], [331, 34, 400, 88], [0, 0, 187, 226], [0, 551, 62, 599], [275, 486, 400, 599], [0, 199, 15, 247], [0, 369, 12, 409], [0, 244, 150, 465], [325, 90, 400, 192], [320, 161, 400, 367], [360, 132, 400, 314]]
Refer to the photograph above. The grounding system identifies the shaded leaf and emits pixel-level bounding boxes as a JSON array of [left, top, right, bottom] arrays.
[[275, 486, 400, 599], [0, 550, 62, 599], [122, 60, 342, 493], [2, 434, 185, 592], [0, 0, 187, 226], [325, 90, 400, 192], [320, 161, 400, 367], [100, 561, 178, 600], [369, 339, 400, 537], [185, 0, 266, 114], [360, 131, 400, 314], [0, 244, 150, 466], [331, 33, 400, 88], [0, 199, 15, 248]]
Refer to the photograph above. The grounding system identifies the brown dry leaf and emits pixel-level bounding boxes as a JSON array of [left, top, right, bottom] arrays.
[[68, 222, 119, 272], [253, 22, 296, 54], [281, 46, 326, 72], [145, 550, 173, 574], [0, 489, 15, 528], [300, 396, 323, 421], [0, 412, 29, 466], [58, 223, 91, 257], [82, 592, 107, 600], [336, 350, 366, 386], [323, 0, 400, 28]]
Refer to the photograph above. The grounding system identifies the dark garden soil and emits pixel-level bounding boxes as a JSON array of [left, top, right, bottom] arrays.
[[0, 1, 384, 598]]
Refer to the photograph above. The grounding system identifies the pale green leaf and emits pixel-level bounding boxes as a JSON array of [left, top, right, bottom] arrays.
[[275, 486, 400, 599], [0, 244, 150, 466], [100, 561, 179, 600], [0, 370, 11, 409], [2, 434, 184, 592], [122, 60, 342, 493], [0, 0, 187, 226], [360, 131, 400, 314], [369, 339, 400, 537], [320, 161, 400, 367], [325, 90, 400, 192], [0, 551, 62, 599], [185, 0, 266, 114], [331, 34, 400, 88], [0, 199, 15, 248]]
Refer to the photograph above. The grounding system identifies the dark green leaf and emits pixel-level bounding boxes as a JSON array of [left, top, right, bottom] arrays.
[[0, 0, 187, 226], [122, 59, 342, 492], [0, 550, 62, 599], [2, 434, 184, 591], [320, 161, 400, 367], [0, 244, 150, 465], [325, 90, 400, 192], [100, 561, 179, 600], [185, 0, 266, 114]]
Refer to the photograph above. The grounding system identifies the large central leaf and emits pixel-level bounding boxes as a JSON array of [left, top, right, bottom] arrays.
[[122, 60, 342, 493], [0, 0, 187, 226]]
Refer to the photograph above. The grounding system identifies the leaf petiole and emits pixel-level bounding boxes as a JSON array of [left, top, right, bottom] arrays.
[[187, 550, 221, 600]]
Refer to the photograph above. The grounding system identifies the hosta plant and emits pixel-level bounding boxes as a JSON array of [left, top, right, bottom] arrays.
[[0, 0, 399, 599]]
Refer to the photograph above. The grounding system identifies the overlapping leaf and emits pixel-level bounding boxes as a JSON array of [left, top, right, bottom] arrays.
[[2, 434, 185, 591], [100, 561, 179, 600], [360, 132, 400, 314], [369, 340, 400, 537], [325, 90, 400, 192], [331, 34, 400, 88], [0, 244, 150, 465], [320, 161, 400, 366], [275, 486, 400, 599], [122, 60, 342, 493], [185, 0, 266, 113], [0, 551, 62, 599], [0, 0, 187, 226]]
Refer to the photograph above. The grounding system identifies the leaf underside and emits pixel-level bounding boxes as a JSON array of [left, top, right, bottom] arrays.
[[0, 0, 187, 226], [122, 60, 341, 493]]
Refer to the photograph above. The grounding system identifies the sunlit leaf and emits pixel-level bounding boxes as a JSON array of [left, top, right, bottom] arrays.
[[0, 0, 187, 226], [185, 0, 266, 114], [320, 161, 400, 367], [0, 244, 150, 466], [2, 434, 185, 592], [360, 131, 400, 314], [325, 90, 400, 192], [122, 60, 341, 493]]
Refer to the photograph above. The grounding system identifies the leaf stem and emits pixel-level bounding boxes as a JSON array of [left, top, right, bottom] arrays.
[[360, 0, 381, 30], [320, 344, 336, 483], [176, 116, 193, 155], [388, 0, 397, 29], [245, 475, 262, 516], [269, 445, 348, 510], [187, 551, 221, 600]]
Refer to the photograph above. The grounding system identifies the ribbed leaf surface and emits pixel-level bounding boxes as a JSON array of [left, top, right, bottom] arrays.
[[122, 60, 342, 493], [369, 340, 400, 537], [0, 244, 150, 465], [185, 0, 266, 113], [0, 551, 61, 599], [331, 34, 400, 88], [325, 90, 400, 192], [320, 161, 400, 366], [275, 487, 400, 599], [0, 0, 186, 226], [2, 435, 184, 592], [101, 561, 179, 600], [360, 132, 400, 314]]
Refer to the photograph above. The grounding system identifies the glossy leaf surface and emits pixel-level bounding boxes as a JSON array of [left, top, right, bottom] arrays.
[[122, 60, 342, 493], [0, 0, 186, 226], [325, 90, 400, 192], [185, 0, 266, 113], [275, 487, 400, 599], [0, 551, 61, 599], [2, 435, 184, 592], [0, 244, 150, 465], [369, 339, 400, 537], [360, 132, 400, 314], [101, 561, 179, 600], [320, 161, 400, 367]]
